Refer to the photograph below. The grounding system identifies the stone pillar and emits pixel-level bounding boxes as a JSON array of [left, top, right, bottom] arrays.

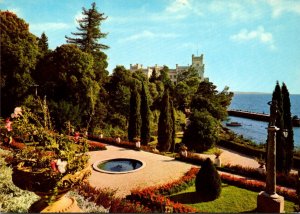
[[257, 126, 284, 213]]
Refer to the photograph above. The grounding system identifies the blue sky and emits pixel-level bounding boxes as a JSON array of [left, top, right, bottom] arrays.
[[1, 0, 300, 94]]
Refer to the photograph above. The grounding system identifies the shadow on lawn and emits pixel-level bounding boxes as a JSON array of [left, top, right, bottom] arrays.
[[169, 192, 216, 204]]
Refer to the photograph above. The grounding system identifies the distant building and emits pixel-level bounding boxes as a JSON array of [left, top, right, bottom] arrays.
[[129, 54, 205, 83]]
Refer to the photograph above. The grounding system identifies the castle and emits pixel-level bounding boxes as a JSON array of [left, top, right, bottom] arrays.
[[129, 54, 205, 83]]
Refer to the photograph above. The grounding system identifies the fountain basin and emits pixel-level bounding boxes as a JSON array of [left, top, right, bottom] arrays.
[[92, 158, 145, 174]]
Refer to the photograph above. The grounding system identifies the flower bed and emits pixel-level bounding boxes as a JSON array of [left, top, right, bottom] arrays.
[[177, 152, 298, 189], [87, 141, 107, 151], [126, 168, 198, 213], [220, 173, 297, 202], [76, 181, 151, 213]]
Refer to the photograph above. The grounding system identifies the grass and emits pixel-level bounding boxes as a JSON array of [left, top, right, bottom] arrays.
[[169, 184, 295, 213]]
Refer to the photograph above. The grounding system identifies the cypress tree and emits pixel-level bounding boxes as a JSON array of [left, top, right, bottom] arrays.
[[170, 99, 176, 152], [38, 32, 49, 55], [128, 84, 141, 142], [195, 158, 222, 200], [282, 82, 294, 174], [271, 81, 285, 173], [157, 88, 172, 152], [140, 82, 151, 145]]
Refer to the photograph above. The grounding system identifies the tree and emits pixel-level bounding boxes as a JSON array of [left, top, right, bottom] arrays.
[[191, 80, 233, 121], [65, 2, 109, 53], [140, 82, 151, 145], [281, 83, 294, 174], [195, 158, 222, 200], [128, 83, 141, 142], [271, 81, 285, 173], [66, 2, 109, 86], [0, 11, 39, 117], [182, 110, 219, 152], [157, 88, 173, 152], [170, 99, 176, 152], [38, 32, 49, 55]]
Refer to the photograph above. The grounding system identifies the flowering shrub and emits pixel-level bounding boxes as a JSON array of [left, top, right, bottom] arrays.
[[87, 141, 107, 151], [220, 173, 297, 202], [127, 168, 198, 212], [0, 98, 90, 199], [177, 151, 297, 189], [76, 181, 151, 213]]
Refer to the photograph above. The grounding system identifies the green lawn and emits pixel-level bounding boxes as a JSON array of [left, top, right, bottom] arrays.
[[169, 184, 295, 213]]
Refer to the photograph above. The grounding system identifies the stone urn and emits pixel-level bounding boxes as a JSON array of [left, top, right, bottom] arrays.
[[180, 146, 188, 157], [12, 161, 91, 212], [213, 149, 223, 167]]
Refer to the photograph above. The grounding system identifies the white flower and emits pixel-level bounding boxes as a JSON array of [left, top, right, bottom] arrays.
[[56, 159, 68, 174], [13, 107, 22, 118]]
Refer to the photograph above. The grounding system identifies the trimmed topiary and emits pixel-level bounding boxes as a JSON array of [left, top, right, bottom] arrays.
[[195, 158, 222, 200]]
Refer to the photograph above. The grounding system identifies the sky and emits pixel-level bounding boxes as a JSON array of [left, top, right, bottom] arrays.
[[1, 0, 300, 94]]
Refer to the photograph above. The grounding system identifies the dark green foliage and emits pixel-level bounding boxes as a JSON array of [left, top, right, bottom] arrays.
[[191, 80, 233, 121], [157, 88, 173, 152], [182, 110, 219, 152], [38, 32, 49, 55], [128, 84, 141, 141], [140, 82, 151, 145], [66, 2, 109, 53], [195, 158, 222, 200], [170, 99, 176, 152], [271, 81, 285, 173], [0, 11, 39, 117], [281, 83, 294, 173], [105, 66, 133, 123]]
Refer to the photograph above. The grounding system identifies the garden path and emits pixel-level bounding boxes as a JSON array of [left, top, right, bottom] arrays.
[[198, 146, 260, 168], [88, 145, 197, 198]]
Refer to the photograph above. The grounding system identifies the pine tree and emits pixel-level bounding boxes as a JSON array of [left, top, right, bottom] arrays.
[[195, 158, 222, 200], [271, 81, 285, 173], [128, 84, 141, 142], [282, 82, 294, 174], [157, 88, 172, 152], [38, 32, 49, 55], [65, 2, 109, 53], [140, 82, 151, 145]]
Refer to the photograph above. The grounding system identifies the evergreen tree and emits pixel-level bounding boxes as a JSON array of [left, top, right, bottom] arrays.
[[271, 81, 285, 173], [65, 2, 109, 53], [128, 84, 141, 142], [157, 88, 172, 152], [282, 82, 294, 174], [170, 99, 176, 152], [140, 82, 151, 145], [195, 158, 222, 200], [38, 32, 49, 55]]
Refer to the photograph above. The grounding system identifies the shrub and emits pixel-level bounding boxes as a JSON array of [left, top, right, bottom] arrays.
[[87, 141, 107, 151], [195, 158, 222, 200]]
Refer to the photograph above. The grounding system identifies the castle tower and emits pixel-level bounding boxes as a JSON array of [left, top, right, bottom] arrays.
[[191, 54, 205, 80]]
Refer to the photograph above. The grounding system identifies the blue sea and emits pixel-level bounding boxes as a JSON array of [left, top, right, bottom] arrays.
[[226, 93, 300, 148]]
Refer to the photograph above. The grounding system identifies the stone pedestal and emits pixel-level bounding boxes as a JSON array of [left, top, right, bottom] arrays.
[[214, 157, 221, 167], [30, 196, 81, 213], [257, 191, 284, 213]]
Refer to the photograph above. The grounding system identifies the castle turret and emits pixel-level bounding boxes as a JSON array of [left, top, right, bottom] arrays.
[[191, 54, 205, 80]]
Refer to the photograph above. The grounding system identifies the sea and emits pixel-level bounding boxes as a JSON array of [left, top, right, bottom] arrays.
[[226, 93, 300, 148]]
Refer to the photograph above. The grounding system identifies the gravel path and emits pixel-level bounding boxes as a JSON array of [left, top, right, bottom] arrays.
[[198, 146, 260, 168], [88, 145, 197, 198]]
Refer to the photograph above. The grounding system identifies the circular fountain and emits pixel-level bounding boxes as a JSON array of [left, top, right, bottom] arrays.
[[93, 158, 145, 174]]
